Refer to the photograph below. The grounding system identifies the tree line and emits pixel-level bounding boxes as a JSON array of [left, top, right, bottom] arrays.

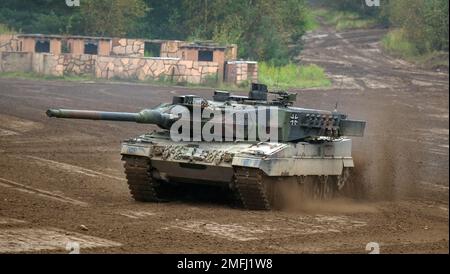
[[0, 0, 310, 65], [1, 0, 447, 63]]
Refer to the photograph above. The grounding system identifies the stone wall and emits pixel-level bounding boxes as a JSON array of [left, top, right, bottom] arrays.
[[95, 57, 218, 84], [2, 52, 221, 84], [31, 52, 44, 74], [175, 60, 219, 84], [160, 41, 183, 58], [43, 54, 64, 76], [0, 51, 32, 72], [159, 42, 238, 62], [30, 53, 63, 76], [0, 34, 257, 85], [225, 61, 258, 84], [0, 34, 21, 52], [63, 54, 96, 76], [111, 38, 145, 57]]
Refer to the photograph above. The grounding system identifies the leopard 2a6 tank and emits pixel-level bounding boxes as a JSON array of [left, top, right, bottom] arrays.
[[46, 83, 366, 210]]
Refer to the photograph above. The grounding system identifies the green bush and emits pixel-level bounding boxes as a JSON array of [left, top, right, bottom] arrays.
[[0, 23, 14, 34], [304, 9, 320, 31], [382, 28, 449, 69], [258, 62, 331, 89], [316, 9, 377, 31], [336, 17, 377, 31], [387, 0, 448, 53], [382, 29, 419, 58]]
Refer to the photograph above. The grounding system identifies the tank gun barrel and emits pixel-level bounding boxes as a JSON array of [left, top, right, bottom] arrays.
[[46, 109, 139, 121], [46, 108, 177, 129]]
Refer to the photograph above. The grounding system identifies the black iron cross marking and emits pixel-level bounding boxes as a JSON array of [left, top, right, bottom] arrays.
[[290, 113, 299, 126]]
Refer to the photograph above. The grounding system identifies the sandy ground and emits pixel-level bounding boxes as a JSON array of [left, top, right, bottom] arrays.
[[0, 26, 448, 253]]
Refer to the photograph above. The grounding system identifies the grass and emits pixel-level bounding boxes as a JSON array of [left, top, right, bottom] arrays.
[[382, 29, 449, 69], [258, 62, 331, 89], [0, 71, 249, 92], [304, 9, 320, 32], [143, 74, 248, 91], [0, 23, 15, 34], [382, 29, 419, 58], [310, 8, 377, 31], [0, 71, 95, 82], [0, 66, 332, 93]]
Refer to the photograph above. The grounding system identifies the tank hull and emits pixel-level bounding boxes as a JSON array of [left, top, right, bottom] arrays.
[[120, 132, 354, 210]]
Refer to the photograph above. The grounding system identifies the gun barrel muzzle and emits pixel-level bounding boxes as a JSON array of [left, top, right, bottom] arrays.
[[46, 109, 139, 122]]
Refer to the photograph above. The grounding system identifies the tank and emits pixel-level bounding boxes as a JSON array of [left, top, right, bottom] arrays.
[[46, 83, 366, 210]]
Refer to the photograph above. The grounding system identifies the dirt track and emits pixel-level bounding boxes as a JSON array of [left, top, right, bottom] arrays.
[[0, 26, 448, 253]]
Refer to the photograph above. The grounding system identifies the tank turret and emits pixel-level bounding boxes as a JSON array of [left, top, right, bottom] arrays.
[[46, 84, 365, 142]]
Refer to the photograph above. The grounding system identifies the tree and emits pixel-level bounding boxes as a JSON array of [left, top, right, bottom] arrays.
[[387, 0, 449, 53], [81, 0, 148, 37]]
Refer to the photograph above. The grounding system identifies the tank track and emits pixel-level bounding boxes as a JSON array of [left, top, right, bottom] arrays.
[[122, 156, 350, 209], [233, 167, 350, 210], [122, 155, 162, 202], [233, 167, 271, 210]]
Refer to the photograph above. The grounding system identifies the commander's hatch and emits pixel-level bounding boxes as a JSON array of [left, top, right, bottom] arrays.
[[172, 95, 209, 108]]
